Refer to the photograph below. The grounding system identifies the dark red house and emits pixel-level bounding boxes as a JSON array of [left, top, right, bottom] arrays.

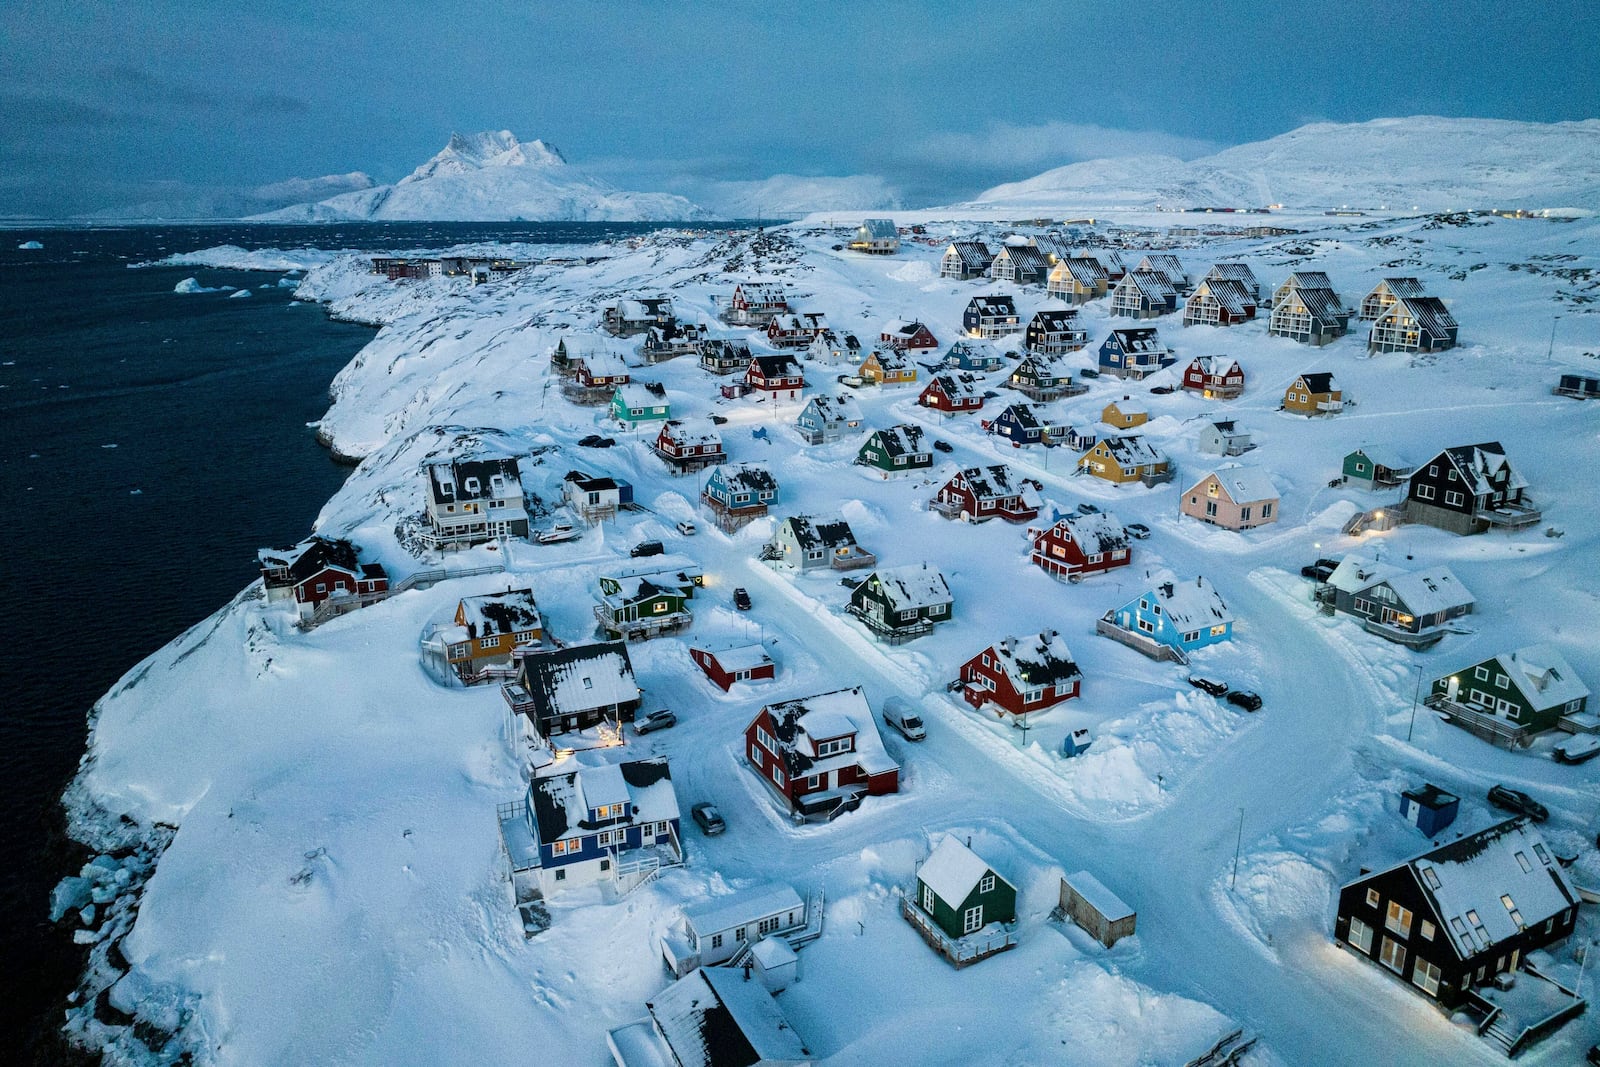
[[654, 419, 726, 473], [1028, 512, 1132, 581], [960, 631, 1082, 717], [746, 354, 806, 400], [258, 537, 389, 621], [689, 642, 776, 692], [880, 319, 939, 353], [1180, 356, 1245, 400], [744, 687, 900, 820], [931, 464, 1040, 524], [919, 372, 984, 414]]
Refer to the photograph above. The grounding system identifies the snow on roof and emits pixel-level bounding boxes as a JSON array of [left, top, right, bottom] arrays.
[[954, 463, 1026, 500], [945, 241, 993, 268], [615, 382, 666, 407], [1139, 253, 1188, 282], [1098, 434, 1166, 467], [749, 936, 796, 969], [929, 372, 980, 398], [751, 353, 801, 376], [872, 423, 927, 457], [1391, 295, 1458, 336], [1496, 645, 1590, 711], [1144, 576, 1234, 630], [918, 835, 1004, 906], [1058, 511, 1128, 554], [1120, 270, 1176, 303], [1000, 244, 1050, 275], [715, 462, 778, 494], [1205, 262, 1259, 292], [1192, 278, 1254, 315], [647, 966, 807, 1067], [991, 630, 1081, 691], [1283, 271, 1334, 290], [1108, 327, 1166, 353], [734, 282, 787, 305], [873, 562, 951, 612], [967, 294, 1016, 315], [428, 457, 522, 505], [528, 756, 676, 844], [1348, 444, 1411, 470], [1436, 441, 1527, 496], [1028, 308, 1081, 332], [1373, 276, 1428, 300], [861, 218, 897, 239], [1197, 464, 1278, 504], [519, 641, 638, 720], [1065, 870, 1134, 922], [662, 419, 722, 447], [783, 514, 860, 552], [695, 642, 775, 676], [1326, 552, 1404, 595], [457, 588, 541, 636], [682, 882, 804, 938], [1296, 372, 1338, 394], [756, 687, 898, 777], [1376, 567, 1474, 616], [1055, 257, 1105, 286], [1187, 356, 1238, 377], [804, 393, 863, 423]]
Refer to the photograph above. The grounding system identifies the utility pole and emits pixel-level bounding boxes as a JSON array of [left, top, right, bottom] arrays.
[[1408, 664, 1424, 742], [1547, 315, 1561, 365], [1017, 713, 1030, 749], [1231, 807, 1244, 891]]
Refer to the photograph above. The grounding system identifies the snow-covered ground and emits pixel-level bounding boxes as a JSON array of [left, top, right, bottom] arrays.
[[62, 209, 1600, 1065]]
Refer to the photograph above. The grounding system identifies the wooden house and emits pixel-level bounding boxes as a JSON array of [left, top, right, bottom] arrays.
[[605, 965, 810, 1067], [881, 319, 939, 353], [807, 328, 851, 364], [920, 371, 984, 414], [640, 321, 705, 363], [1181, 466, 1280, 531], [746, 353, 805, 401], [423, 457, 530, 550], [904, 836, 1018, 967], [701, 462, 779, 530], [1369, 296, 1459, 354], [610, 383, 672, 426], [689, 643, 777, 692], [1108, 576, 1234, 657], [695, 338, 752, 376], [1405, 442, 1538, 535], [1342, 447, 1413, 491], [1427, 644, 1589, 744], [1315, 555, 1474, 648], [989, 242, 1050, 285], [860, 348, 918, 386], [1076, 248, 1125, 284], [1359, 277, 1429, 321], [573, 350, 632, 393], [984, 402, 1066, 448], [931, 464, 1040, 524], [1023, 308, 1087, 355], [258, 536, 388, 621], [431, 588, 543, 683], [856, 424, 932, 477], [1079, 434, 1171, 485], [1283, 372, 1342, 416], [795, 393, 864, 443], [1109, 270, 1178, 319], [768, 514, 875, 572], [653, 419, 726, 473], [1554, 373, 1600, 400], [963, 295, 1021, 339], [596, 573, 692, 641], [659, 881, 807, 979], [1180, 356, 1244, 399], [724, 282, 789, 326], [1046, 257, 1108, 304], [501, 640, 641, 741], [1136, 253, 1190, 293], [1268, 272, 1349, 346], [1202, 262, 1261, 302], [766, 313, 822, 349], [1029, 511, 1132, 582], [1060, 871, 1136, 949], [850, 218, 899, 254], [1007, 352, 1084, 401], [1100, 397, 1148, 429], [1098, 327, 1174, 379], [563, 469, 633, 523], [602, 296, 674, 337], [941, 241, 994, 280], [942, 340, 1003, 372], [1333, 820, 1579, 1012], [847, 563, 952, 642], [960, 631, 1082, 716], [743, 686, 900, 819], [1182, 278, 1257, 327], [1197, 418, 1254, 456]]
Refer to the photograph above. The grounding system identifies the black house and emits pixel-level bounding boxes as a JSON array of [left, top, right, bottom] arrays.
[[500, 641, 642, 739], [1023, 309, 1087, 356], [1405, 442, 1538, 535], [1334, 819, 1579, 1011], [963, 295, 1019, 339]]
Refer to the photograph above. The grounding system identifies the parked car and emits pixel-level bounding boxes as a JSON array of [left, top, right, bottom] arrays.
[[1301, 562, 1336, 581], [1077, 502, 1100, 515], [630, 539, 665, 558], [982, 389, 1000, 399], [635, 709, 677, 734], [1187, 676, 1229, 697], [708, 414, 729, 425], [839, 576, 864, 590], [1584, 1043, 1600, 1066], [1124, 523, 1151, 539], [882, 696, 927, 741], [1150, 385, 1176, 395], [1554, 735, 1600, 764], [578, 434, 617, 448], [691, 802, 726, 836], [733, 587, 752, 611], [933, 440, 954, 453], [1079, 368, 1100, 379], [675, 519, 697, 535], [1487, 785, 1550, 822], [1226, 689, 1263, 712]]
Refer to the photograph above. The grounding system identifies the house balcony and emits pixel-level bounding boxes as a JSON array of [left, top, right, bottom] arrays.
[[1139, 466, 1175, 487], [595, 605, 692, 641], [1360, 617, 1450, 649], [497, 801, 540, 875], [829, 547, 876, 571], [1475, 500, 1542, 530], [501, 681, 537, 718], [1316, 399, 1345, 413], [898, 895, 1017, 969], [1094, 613, 1187, 664], [848, 605, 934, 644], [1425, 694, 1533, 748]]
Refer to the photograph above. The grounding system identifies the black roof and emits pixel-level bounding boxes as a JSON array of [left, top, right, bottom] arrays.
[[515, 641, 636, 722], [429, 457, 520, 506]]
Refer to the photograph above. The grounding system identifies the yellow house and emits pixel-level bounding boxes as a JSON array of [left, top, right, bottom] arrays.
[[860, 349, 918, 386], [1077, 435, 1171, 485], [1100, 397, 1149, 429], [438, 588, 543, 682], [1283, 372, 1342, 416]]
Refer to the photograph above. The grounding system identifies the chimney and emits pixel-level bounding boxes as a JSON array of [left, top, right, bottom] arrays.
[[1160, 582, 1174, 599]]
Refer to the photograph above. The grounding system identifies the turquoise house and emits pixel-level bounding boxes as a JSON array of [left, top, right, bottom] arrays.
[[610, 383, 671, 426], [1113, 576, 1234, 654]]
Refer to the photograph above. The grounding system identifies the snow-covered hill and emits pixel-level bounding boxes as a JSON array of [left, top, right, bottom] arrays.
[[969, 117, 1600, 212], [252, 130, 707, 222], [693, 173, 902, 218]]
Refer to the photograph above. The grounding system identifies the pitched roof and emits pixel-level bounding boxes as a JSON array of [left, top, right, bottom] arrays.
[[803, 392, 863, 424], [692, 642, 776, 678], [783, 514, 860, 552], [1191, 278, 1254, 316], [428, 457, 522, 506], [517, 641, 638, 721], [1139, 253, 1188, 284], [988, 630, 1081, 691], [753, 686, 898, 777], [1196, 464, 1278, 504], [681, 882, 804, 939], [1488, 645, 1591, 712], [1056, 511, 1129, 554], [1097, 434, 1166, 467], [951, 463, 1027, 501], [713, 462, 778, 494], [999, 244, 1050, 276], [1296, 372, 1338, 394], [871, 423, 927, 457], [647, 965, 808, 1067], [967, 294, 1016, 316], [861, 218, 897, 239], [734, 282, 786, 305], [615, 382, 668, 408], [751, 353, 801, 377], [1389, 295, 1459, 336], [528, 756, 676, 845], [457, 588, 541, 636], [1028, 308, 1081, 333], [1435, 441, 1527, 495], [1372, 276, 1428, 300], [1106, 327, 1165, 353], [1205, 262, 1259, 293], [871, 563, 952, 612], [928, 372, 980, 399], [1375, 567, 1474, 616], [918, 835, 1006, 905], [1119, 269, 1176, 303], [1141, 576, 1234, 630], [945, 241, 993, 268], [661, 419, 723, 448], [1055, 257, 1106, 286]]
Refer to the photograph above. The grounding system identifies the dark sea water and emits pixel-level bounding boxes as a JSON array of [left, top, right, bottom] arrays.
[[0, 221, 705, 1060]]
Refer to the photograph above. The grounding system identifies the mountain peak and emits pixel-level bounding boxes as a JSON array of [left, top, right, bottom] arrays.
[[401, 131, 567, 185]]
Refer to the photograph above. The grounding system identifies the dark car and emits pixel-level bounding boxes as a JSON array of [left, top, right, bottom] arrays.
[[691, 802, 726, 835], [708, 414, 729, 425], [1301, 562, 1336, 582], [1124, 523, 1151, 539], [630, 540, 665, 558], [982, 390, 1000, 399], [635, 709, 677, 734], [1077, 502, 1100, 515], [1226, 690, 1263, 712], [1150, 385, 1176, 395], [733, 587, 752, 611], [933, 440, 954, 453], [1487, 785, 1550, 822], [1187, 676, 1229, 697], [1079, 368, 1100, 379], [578, 434, 617, 448], [1585, 1043, 1600, 1067]]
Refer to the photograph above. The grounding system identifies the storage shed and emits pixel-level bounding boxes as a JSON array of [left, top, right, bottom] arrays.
[[1060, 870, 1136, 948], [1399, 783, 1459, 838]]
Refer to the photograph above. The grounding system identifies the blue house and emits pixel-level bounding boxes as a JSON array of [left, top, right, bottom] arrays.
[[1112, 576, 1234, 655], [1400, 784, 1459, 838], [943, 340, 1004, 373], [1098, 328, 1175, 380], [701, 462, 779, 530], [985, 403, 1046, 447], [498, 757, 684, 902]]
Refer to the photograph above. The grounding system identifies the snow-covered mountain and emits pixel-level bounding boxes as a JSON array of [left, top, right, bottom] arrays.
[[253, 130, 707, 222], [968, 117, 1600, 212], [691, 173, 903, 218]]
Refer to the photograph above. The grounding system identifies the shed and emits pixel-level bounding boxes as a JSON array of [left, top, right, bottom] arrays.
[[748, 935, 798, 993], [1060, 870, 1136, 948], [1400, 783, 1460, 838]]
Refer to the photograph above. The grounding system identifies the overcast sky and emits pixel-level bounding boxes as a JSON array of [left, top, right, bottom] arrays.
[[2, 1, 1596, 217]]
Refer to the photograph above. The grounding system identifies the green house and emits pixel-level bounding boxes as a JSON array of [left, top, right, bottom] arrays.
[[596, 574, 691, 640], [1431, 644, 1589, 737], [610, 383, 671, 426], [914, 836, 1017, 941], [1341, 446, 1414, 491], [855, 423, 931, 477]]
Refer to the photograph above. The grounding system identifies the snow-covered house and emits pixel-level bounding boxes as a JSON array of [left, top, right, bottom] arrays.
[[856, 424, 931, 477], [1028, 512, 1132, 582], [903, 836, 1018, 967], [724, 282, 789, 326], [1554, 372, 1600, 400], [942, 339, 1004, 372], [919, 372, 984, 414], [258, 536, 389, 621], [941, 240, 994, 280], [563, 469, 634, 522], [859, 348, 918, 386], [1006, 352, 1083, 401], [640, 321, 705, 363], [423, 457, 530, 550], [1182, 278, 1257, 327], [1333, 819, 1579, 1012], [1098, 327, 1174, 379], [1314, 555, 1474, 648], [499, 757, 683, 903], [1197, 418, 1254, 456], [1181, 466, 1279, 531], [1269, 272, 1349, 346], [1079, 434, 1172, 485], [1342, 447, 1413, 490], [602, 296, 674, 337], [984, 402, 1065, 448], [1359, 277, 1429, 321], [501, 640, 641, 740], [1369, 296, 1459, 355], [610, 383, 672, 426], [1100, 397, 1148, 429], [595, 573, 692, 641], [989, 242, 1050, 285], [659, 881, 808, 978], [743, 686, 900, 819], [689, 643, 777, 692], [766, 313, 827, 349], [1107, 576, 1235, 657], [850, 218, 899, 254], [573, 350, 632, 394], [1283, 372, 1342, 416], [880, 319, 938, 353], [1076, 248, 1125, 284], [1023, 308, 1087, 355], [930, 464, 1040, 524], [848, 563, 952, 642], [607, 965, 811, 1067], [746, 354, 805, 401], [702, 462, 779, 530], [654, 419, 726, 473], [1047, 256, 1108, 304], [1180, 356, 1245, 399], [768, 514, 875, 573], [795, 393, 863, 444], [1136, 253, 1190, 293], [963, 295, 1020, 339], [960, 631, 1082, 716], [1405, 442, 1537, 535], [1109, 270, 1178, 319], [1427, 644, 1589, 744], [430, 588, 543, 683], [696, 338, 752, 376], [1202, 262, 1261, 302]]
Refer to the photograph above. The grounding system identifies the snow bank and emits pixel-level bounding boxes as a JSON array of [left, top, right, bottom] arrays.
[[146, 245, 343, 272]]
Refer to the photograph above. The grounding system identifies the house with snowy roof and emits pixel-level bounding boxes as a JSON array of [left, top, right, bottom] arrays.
[[1342, 446, 1413, 490], [1183, 278, 1257, 327], [1181, 466, 1279, 531], [1334, 819, 1579, 1015], [1405, 442, 1538, 535], [702, 462, 779, 531], [920, 371, 984, 414], [497, 756, 682, 903], [989, 242, 1050, 285], [1137, 253, 1190, 293], [963, 295, 1020, 339], [1369, 296, 1459, 355], [984, 402, 1067, 448], [1427, 645, 1589, 745], [658, 881, 809, 980], [724, 282, 789, 326], [1314, 554, 1474, 648], [848, 563, 952, 643], [1078, 434, 1172, 485], [1098, 327, 1174, 379], [610, 383, 672, 426], [501, 640, 642, 741], [595, 570, 693, 642], [696, 337, 753, 376], [1029, 512, 1132, 582], [562, 469, 633, 523], [1023, 308, 1088, 355], [602, 296, 674, 337], [744, 687, 900, 819], [930, 464, 1040, 524], [1109, 270, 1178, 319], [859, 348, 917, 386], [1359, 277, 1430, 321], [1202, 262, 1261, 302], [609, 965, 811, 1067], [1107, 576, 1234, 658], [689, 643, 777, 692], [941, 240, 994, 279], [1283, 372, 1342, 416], [423, 457, 530, 550], [1007, 352, 1084, 401], [641, 321, 705, 363], [856, 424, 932, 477], [1268, 272, 1350, 346], [806, 328, 856, 365], [745, 353, 805, 401], [427, 588, 543, 683], [1047, 256, 1108, 304], [960, 631, 1082, 717], [1197, 418, 1254, 457], [942, 339, 1004, 373], [1100, 397, 1148, 430], [880, 319, 938, 353], [258, 536, 389, 621], [850, 217, 899, 254], [765, 313, 825, 349], [572, 349, 632, 396], [1180, 356, 1245, 399], [795, 393, 864, 444], [1076, 248, 1125, 283], [767, 514, 875, 573], [654, 419, 726, 473], [903, 836, 1018, 967]]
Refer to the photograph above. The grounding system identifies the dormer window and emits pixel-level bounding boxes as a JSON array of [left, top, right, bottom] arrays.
[[464, 477, 481, 495]]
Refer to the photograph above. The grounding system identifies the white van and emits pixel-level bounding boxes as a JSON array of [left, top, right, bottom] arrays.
[[676, 519, 697, 535], [882, 696, 926, 741]]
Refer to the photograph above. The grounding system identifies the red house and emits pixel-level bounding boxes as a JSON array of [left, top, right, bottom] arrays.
[[258, 537, 389, 621], [880, 319, 939, 353], [744, 687, 900, 819], [960, 631, 1082, 717], [573, 351, 631, 391], [1028, 511, 1132, 581], [654, 419, 726, 473], [746, 354, 806, 400], [931, 464, 1040, 524], [689, 642, 776, 691], [725, 282, 789, 325], [919, 372, 984, 414], [1180, 356, 1245, 400], [765, 313, 827, 349]]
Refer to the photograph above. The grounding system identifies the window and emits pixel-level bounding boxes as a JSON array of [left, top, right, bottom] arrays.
[[1380, 936, 1407, 975], [1366, 888, 1381, 909], [710, 933, 723, 949], [554, 869, 566, 881], [1348, 916, 1374, 953], [1420, 920, 1435, 941], [759, 915, 782, 935], [736, 926, 747, 942], [963, 906, 984, 934], [1183, 631, 1200, 644], [1205, 501, 1218, 517], [1422, 868, 1441, 891], [1444, 490, 1464, 507], [1262, 503, 1272, 517], [479, 636, 497, 651], [551, 840, 568, 856], [923, 884, 935, 912], [771, 766, 783, 787], [1515, 852, 1532, 874], [1474, 666, 1489, 682], [1412, 958, 1442, 997], [1386, 901, 1413, 937], [1240, 506, 1252, 521], [1428, 465, 1439, 477], [980, 874, 995, 894], [750, 744, 762, 764], [1495, 673, 1510, 690], [1416, 484, 1435, 501]]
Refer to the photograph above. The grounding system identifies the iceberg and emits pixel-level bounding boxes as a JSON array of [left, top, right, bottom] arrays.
[[18, 240, 43, 250]]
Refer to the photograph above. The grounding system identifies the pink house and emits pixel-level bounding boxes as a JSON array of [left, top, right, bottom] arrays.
[[1180, 465, 1280, 531]]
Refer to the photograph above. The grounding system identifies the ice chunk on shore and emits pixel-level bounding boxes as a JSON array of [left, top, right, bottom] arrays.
[[229, 289, 252, 298], [174, 277, 222, 294], [49, 876, 93, 922]]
